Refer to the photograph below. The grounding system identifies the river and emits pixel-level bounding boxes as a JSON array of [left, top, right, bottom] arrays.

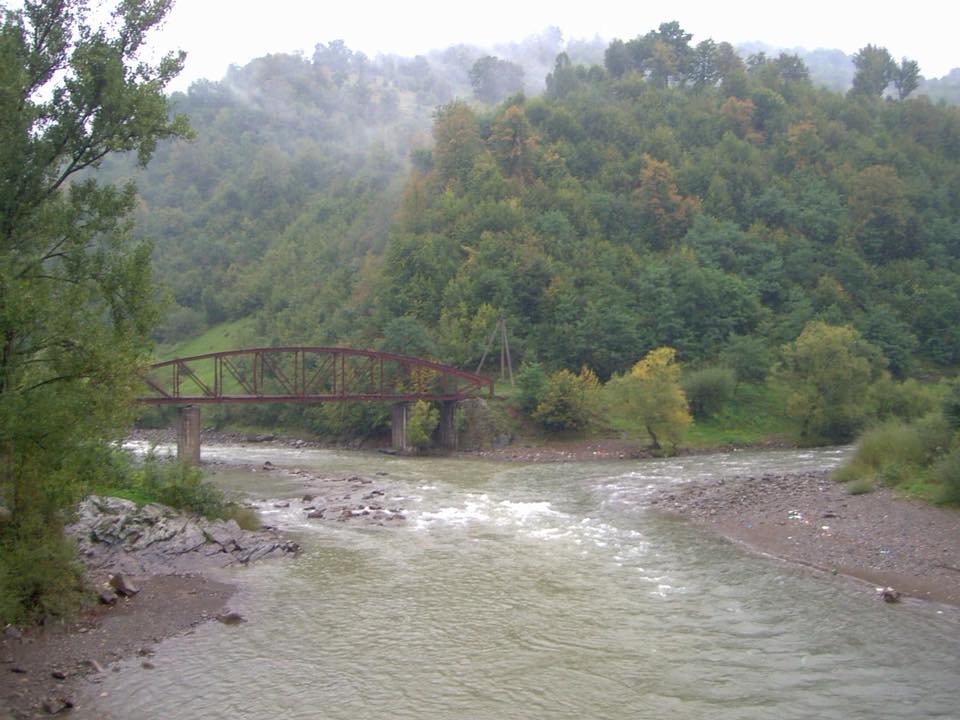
[[79, 445, 959, 719]]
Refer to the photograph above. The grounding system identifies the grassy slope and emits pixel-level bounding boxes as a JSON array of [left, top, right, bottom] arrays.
[[156, 318, 257, 362], [684, 382, 800, 449]]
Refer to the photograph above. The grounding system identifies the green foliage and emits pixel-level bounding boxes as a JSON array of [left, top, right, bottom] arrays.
[[406, 400, 440, 451], [867, 377, 940, 423], [303, 402, 390, 440], [682, 366, 736, 419], [106, 22, 960, 395], [91, 447, 259, 528], [850, 45, 896, 97], [942, 379, 960, 431], [605, 347, 691, 451], [0, 514, 87, 625], [515, 361, 549, 415], [532, 367, 601, 432], [846, 478, 875, 495], [834, 412, 957, 501], [777, 322, 886, 444], [719, 334, 773, 384], [682, 381, 799, 448], [0, 0, 187, 623], [931, 449, 960, 505], [138, 456, 228, 518], [379, 316, 437, 358]]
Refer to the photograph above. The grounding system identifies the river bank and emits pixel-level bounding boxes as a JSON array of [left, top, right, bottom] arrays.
[[0, 495, 301, 719], [652, 470, 960, 607], [1, 574, 234, 719]]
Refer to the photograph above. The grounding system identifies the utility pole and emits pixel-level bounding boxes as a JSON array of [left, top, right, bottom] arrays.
[[476, 316, 514, 386]]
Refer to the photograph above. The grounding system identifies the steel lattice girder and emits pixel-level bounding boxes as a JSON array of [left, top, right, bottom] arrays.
[[138, 347, 494, 405]]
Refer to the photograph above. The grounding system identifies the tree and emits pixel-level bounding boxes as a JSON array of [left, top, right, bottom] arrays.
[[847, 165, 915, 262], [634, 155, 700, 249], [690, 39, 719, 89], [777, 322, 886, 444], [892, 58, 920, 100], [605, 347, 691, 451], [719, 334, 773, 384], [850, 45, 896, 97], [431, 101, 482, 188], [469, 56, 524, 104], [0, 0, 188, 621]]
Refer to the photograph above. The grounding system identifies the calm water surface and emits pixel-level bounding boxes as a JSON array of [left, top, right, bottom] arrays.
[[82, 445, 960, 719]]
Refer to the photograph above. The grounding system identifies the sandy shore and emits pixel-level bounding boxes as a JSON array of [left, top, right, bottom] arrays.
[[652, 470, 960, 607]]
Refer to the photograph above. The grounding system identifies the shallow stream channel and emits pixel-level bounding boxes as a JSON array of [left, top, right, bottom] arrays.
[[78, 446, 959, 719]]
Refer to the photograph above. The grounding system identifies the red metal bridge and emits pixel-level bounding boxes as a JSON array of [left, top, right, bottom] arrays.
[[139, 347, 494, 405], [139, 348, 494, 462]]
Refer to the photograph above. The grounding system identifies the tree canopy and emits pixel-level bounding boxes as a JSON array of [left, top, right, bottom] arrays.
[[0, 0, 187, 621]]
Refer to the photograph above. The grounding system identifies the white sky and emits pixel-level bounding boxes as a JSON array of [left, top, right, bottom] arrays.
[[150, 0, 957, 91]]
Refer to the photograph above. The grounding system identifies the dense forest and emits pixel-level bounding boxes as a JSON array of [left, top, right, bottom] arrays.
[[113, 25, 960, 384]]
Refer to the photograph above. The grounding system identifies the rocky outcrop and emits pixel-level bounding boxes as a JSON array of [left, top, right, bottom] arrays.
[[67, 496, 300, 576]]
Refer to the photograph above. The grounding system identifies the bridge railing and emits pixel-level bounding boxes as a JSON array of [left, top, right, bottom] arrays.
[[138, 347, 494, 405]]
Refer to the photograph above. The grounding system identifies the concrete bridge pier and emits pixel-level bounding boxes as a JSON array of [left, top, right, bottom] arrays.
[[438, 401, 458, 451], [391, 401, 459, 452], [391, 402, 409, 452], [177, 405, 202, 465]]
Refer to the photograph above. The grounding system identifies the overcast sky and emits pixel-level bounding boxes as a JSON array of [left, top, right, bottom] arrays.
[[154, 0, 957, 91]]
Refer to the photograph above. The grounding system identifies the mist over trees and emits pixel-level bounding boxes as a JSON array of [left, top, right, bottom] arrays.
[[98, 23, 960, 396]]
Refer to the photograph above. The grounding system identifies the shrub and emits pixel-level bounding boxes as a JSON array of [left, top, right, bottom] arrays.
[[406, 400, 440, 451], [853, 421, 927, 474], [225, 505, 262, 531], [834, 412, 955, 493], [943, 379, 960, 431], [533, 367, 601, 432], [303, 401, 391, 439], [846, 478, 875, 495], [0, 514, 87, 625], [931, 449, 960, 505], [868, 376, 940, 423], [682, 366, 736, 419], [140, 456, 229, 518]]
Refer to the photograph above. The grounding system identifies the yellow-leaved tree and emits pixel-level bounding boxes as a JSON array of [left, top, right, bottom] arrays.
[[605, 347, 692, 451]]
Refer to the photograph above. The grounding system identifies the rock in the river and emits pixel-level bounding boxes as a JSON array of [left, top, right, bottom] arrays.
[[66, 496, 299, 576], [880, 586, 901, 603], [41, 696, 74, 714], [216, 612, 246, 625]]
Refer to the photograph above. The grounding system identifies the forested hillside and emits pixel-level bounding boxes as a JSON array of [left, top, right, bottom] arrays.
[[116, 25, 960, 383], [376, 28, 960, 379]]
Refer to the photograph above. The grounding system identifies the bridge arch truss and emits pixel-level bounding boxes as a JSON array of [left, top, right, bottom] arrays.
[[139, 347, 494, 405]]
